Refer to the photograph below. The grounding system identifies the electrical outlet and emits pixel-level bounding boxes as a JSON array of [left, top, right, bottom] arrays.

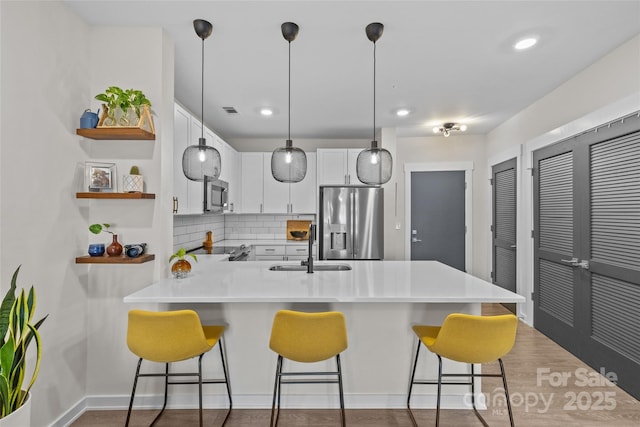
[[395, 222, 401, 230]]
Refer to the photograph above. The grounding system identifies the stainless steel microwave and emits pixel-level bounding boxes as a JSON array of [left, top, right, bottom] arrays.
[[204, 177, 228, 213]]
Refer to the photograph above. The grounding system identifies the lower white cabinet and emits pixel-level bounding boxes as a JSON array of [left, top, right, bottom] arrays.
[[253, 244, 316, 261]]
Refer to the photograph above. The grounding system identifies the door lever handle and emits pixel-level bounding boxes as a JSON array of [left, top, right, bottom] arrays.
[[412, 237, 422, 243], [561, 257, 579, 265]]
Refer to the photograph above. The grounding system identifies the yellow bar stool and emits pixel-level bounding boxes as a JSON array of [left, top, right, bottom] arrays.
[[406, 313, 518, 427], [269, 310, 348, 427], [125, 309, 232, 427]]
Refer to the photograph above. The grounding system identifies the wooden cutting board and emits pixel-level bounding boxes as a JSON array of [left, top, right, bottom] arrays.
[[287, 220, 312, 240]]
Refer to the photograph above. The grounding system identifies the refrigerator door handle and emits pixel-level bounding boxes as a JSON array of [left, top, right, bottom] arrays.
[[352, 190, 358, 257]]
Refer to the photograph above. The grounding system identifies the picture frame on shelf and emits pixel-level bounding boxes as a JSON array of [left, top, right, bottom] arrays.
[[85, 162, 117, 192]]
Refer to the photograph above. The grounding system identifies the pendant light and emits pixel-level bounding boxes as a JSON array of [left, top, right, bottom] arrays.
[[271, 22, 307, 183], [356, 22, 392, 185], [182, 19, 222, 182]]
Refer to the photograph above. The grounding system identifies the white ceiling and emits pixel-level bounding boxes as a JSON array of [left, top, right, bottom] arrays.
[[65, 0, 640, 141]]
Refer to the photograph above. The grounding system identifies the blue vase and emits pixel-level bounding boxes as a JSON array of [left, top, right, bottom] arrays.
[[88, 243, 105, 257]]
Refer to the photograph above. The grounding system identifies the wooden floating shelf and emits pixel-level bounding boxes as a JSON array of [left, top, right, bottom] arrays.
[[76, 127, 155, 140], [76, 192, 155, 199], [75, 253, 155, 264]]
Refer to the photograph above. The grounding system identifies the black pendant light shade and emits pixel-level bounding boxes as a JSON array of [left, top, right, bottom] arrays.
[[357, 22, 392, 185], [182, 19, 222, 182], [271, 22, 307, 183]]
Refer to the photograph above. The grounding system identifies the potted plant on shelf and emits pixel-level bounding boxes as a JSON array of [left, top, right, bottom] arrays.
[[170, 248, 197, 279], [0, 266, 48, 425], [89, 223, 123, 257], [123, 165, 144, 193], [94, 86, 153, 132]]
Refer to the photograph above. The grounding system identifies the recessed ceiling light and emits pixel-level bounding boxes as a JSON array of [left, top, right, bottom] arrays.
[[514, 37, 538, 51], [396, 108, 410, 117], [260, 108, 273, 116]]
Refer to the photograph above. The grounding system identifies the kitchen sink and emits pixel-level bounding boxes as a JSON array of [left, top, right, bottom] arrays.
[[268, 264, 352, 271]]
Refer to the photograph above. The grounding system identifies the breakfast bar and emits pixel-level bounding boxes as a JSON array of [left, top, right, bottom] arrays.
[[124, 260, 525, 409]]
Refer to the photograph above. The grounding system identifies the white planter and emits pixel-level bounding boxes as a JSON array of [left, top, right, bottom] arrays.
[[123, 174, 144, 193], [1, 391, 31, 427]]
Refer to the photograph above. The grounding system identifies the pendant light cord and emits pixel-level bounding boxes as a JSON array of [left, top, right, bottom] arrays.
[[201, 36, 205, 140], [373, 41, 377, 143], [288, 40, 291, 142]]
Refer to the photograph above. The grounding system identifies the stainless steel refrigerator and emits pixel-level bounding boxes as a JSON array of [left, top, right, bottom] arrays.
[[319, 186, 384, 260]]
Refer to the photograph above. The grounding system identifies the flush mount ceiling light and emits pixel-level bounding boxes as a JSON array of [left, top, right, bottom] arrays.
[[356, 22, 393, 186], [182, 19, 222, 182], [396, 108, 410, 117], [433, 122, 468, 137], [271, 22, 307, 183], [260, 108, 274, 116], [514, 37, 538, 50]]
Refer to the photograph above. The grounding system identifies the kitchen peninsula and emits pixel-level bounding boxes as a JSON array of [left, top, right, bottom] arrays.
[[124, 260, 524, 409]]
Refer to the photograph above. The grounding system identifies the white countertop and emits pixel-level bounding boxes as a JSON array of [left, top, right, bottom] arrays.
[[124, 260, 525, 304]]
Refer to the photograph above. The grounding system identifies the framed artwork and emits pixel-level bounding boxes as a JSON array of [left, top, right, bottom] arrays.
[[85, 162, 116, 192]]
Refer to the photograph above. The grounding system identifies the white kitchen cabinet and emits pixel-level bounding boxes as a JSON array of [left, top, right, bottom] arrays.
[[253, 244, 316, 261], [241, 152, 316, 214], [205, 128, 240, 212], [289, 152, 316, 213], [240, 152, 264, 213], [317, 148, 363, 185], [173, 103, 203, 214], [223, 143, 240, 212]]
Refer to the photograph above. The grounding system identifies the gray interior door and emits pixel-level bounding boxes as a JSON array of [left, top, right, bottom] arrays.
[[534, 114, 640, 400], [410, 171, 465, 271], [492, 158, 517, 313]]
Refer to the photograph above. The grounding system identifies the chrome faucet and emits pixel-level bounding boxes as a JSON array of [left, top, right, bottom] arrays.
[[301, 224, 316, 273]]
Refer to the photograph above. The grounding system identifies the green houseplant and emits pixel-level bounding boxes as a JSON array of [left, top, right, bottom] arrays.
[[169, 248, 197, 279], [95, 86, 151, 127], [0, 266, 47, 420]]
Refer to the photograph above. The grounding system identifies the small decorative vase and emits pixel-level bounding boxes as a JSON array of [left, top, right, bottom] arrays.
[[106, 234, 123, 257], [171, 259, 191, 279], [123, 174, 144, 193], [88, 243, 105, 257]]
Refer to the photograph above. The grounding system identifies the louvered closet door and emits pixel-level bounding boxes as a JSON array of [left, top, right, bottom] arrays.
[[533, 140, 582, 352], [534, 114, 640, 400], [492, 158, 517, 313]]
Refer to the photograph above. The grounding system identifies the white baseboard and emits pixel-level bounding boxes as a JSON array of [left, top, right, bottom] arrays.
[[50, 392, 486, 426]]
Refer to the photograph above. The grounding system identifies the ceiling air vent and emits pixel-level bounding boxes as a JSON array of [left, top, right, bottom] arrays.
[[222, 106, 238, 114]]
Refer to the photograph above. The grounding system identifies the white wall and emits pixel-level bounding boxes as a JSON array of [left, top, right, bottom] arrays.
[[1, 2, 175, 425], [485, 34, 640, 323], [393, 134, 489, 278], [85, 25, 174, 401], [0, 2, 90, 425]]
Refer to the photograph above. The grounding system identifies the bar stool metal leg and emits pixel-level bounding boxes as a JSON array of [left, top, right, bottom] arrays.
[[218, 337, 233, 426], [435, 355, 443, 427], [499, 358, 515, 427], [406, 340, 421, 427], [336, 354, 346, 427]]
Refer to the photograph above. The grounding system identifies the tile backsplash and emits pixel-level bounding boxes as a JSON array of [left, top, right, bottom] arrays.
[[173, 213, 315, 252]]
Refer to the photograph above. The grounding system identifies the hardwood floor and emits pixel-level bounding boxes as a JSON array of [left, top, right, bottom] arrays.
[[71, 304, 640, 426]]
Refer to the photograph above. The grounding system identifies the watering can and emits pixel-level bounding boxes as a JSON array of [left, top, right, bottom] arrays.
[[80, 109, 99, 128]]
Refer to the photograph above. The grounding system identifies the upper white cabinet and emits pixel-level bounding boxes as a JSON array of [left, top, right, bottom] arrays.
[[317, 148, 363, 185], [173, 103, 203, 214], [222, 143, 240, 212], [240, 152, 264, 213], [240, 152, 316, 214], [174, 102, 239, 215], [206, 128, 240, 212], [290, 152, 316, 213]]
